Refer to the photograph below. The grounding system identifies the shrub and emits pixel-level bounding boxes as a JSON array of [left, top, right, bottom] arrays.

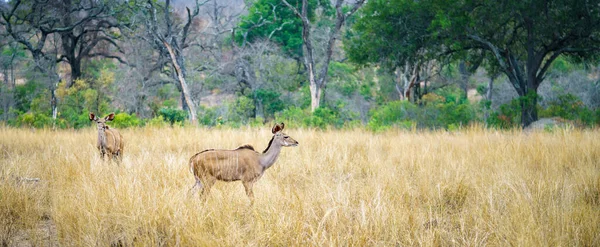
[[367, 90, 477, 131], [158, 107, 187, 126], [539, 93, 597, 126], [110, 112, 142, 128], [227, 96, 255, 124], [254, 89, 284, 119], [367, 101, 416, 131], [275, 106, 345, 129], [198, 106, 223, 127], [14, 112, 52, 128], [146, 116, 169, 128]]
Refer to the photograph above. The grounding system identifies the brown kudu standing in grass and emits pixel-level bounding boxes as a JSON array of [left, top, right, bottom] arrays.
[[89, 113, 124, 163], [189, 123, 298, 203]]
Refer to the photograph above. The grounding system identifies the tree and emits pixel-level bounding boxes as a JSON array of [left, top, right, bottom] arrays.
[[348, 0, 600, 127], [431, 0, 600, 127], [140, 0, 208, 124], [1, 0, 61, 120], [54, 0, 128, 86], [283, 0, 364, 112], [344, 0, 440, 103], [235, 0, 326, 58], [1, 0, 129, 121], [1, 0, 127, 86]]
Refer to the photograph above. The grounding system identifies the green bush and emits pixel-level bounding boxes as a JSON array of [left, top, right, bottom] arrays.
[[367, 89, 477, 131], [198, 106, 223, 127], [254, 89, 284, 119], [276, 106, 306, 126], [14, 112, 53, 128], [539, 93, 597, 127], [276, 106, 344, 129], [227, 96, 255, 124], [159, 107, 187, 126], [145, 116, 169, 128], [110, 112, 142, 128]]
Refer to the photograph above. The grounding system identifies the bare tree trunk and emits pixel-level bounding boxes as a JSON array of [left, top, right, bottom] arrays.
[[486, 76, 494, 101], [307, 67, 321, 111], [458, 61, 469, 98], [406, 63, 421, 103], [51, 82, 58, 120], [283, 0, 365, 112], [163, 41, 197, 124], [483, 75, 495, 124], [395, 66, 409, 101]]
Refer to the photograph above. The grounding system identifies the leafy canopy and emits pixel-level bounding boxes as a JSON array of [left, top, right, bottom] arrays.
[[235, 0, 332, 57]]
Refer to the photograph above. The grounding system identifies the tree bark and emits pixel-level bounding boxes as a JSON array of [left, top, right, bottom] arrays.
[[482, 75, 495, 124], [283, 0, 364, 112], [163, 40, 197, 124], [458, 61, 469, 98]]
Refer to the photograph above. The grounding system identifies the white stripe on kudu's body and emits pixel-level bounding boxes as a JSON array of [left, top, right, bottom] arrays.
[[89, 112, 124, 163], [189, 123, 298, 203]]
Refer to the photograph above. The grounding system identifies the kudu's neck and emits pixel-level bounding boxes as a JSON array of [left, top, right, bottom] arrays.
[[259, 137, 282, 170], [97, 127, 107, 149]]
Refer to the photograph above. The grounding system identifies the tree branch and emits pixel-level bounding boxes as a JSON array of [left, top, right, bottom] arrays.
[[88, 53, 129, 65]]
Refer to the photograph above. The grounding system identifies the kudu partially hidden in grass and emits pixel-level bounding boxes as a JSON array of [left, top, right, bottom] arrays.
[[189, 123, 298, 203], [89, 113, 124, 162]]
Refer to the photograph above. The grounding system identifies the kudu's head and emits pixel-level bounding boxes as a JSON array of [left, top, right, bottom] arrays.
[[89, 112, 115, 130], [270, 123, 299, 148]]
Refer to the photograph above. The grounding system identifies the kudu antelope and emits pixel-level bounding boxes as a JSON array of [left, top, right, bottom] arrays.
[[89, 113, 124, 162], [189, 123, 298, 203]]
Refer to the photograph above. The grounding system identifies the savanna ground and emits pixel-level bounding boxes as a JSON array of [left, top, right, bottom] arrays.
[[0, 126, 599, 246]]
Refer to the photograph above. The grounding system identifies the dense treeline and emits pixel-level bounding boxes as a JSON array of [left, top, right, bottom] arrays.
[[1, 0, 599, 130]]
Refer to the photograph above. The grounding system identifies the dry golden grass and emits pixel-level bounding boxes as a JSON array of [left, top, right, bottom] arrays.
[[1, 126, 599, 246]]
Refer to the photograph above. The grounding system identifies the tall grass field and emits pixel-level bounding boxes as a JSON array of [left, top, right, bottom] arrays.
[[1, 126, 599, 246]]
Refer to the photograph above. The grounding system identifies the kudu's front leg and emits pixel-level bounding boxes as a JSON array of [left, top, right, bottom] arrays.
[[99, 150, 106, 161]]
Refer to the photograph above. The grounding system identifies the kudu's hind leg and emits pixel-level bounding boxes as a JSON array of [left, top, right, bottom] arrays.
[[189, 175, 203, 196], [192, 176, 217, 200], [243, 181, 255, 205]]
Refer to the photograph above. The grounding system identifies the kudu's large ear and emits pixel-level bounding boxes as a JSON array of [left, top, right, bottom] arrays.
[[272, 123, 284, 134], [89, 113, 96, 121], [105, 113, 115, 121]]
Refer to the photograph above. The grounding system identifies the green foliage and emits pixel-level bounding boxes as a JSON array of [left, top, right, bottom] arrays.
[[345, 0, 436, 69], [14, 112, 53, 128], [539, 93, 597, 126], [197, 106, 223, 127], [158, 107, 187, 127], [235, 0, 332, 57], [227, 96, 255, 124], [254, 89, 284, 119], [367, 101, 417, 131], [276, 106, 343, 129], [110, 112, 142, 128], [13, 82, 41, 113], [327, 62, 376, 101], [55, 79, 106, 128], [488, 99, 522, 129], [145, 116, 169, 128], [548, 56, 580, 74], [367, 86, 478, 131]]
